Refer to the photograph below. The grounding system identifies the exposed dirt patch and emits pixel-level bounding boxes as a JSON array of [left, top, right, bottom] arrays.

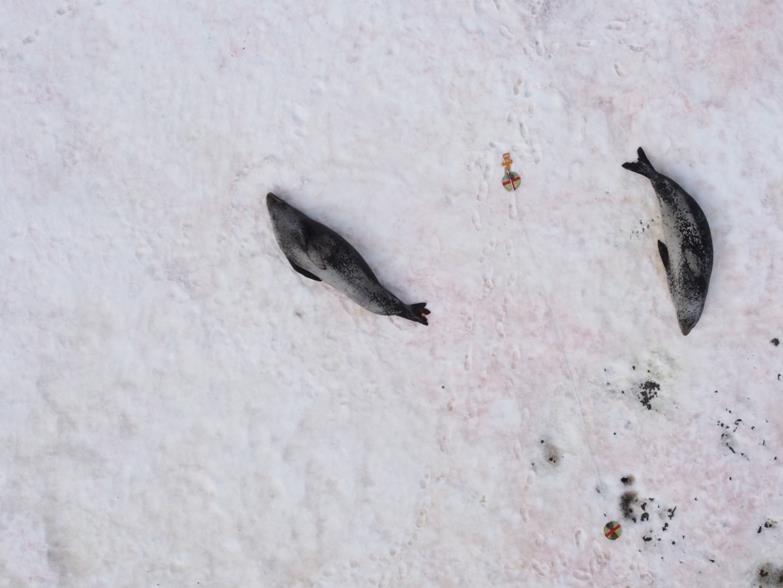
[[637, 380, 660, 410]]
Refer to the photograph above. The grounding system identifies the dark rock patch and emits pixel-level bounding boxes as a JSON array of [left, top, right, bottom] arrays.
[[620, 491, 638, 521], [636, 380, 660, 410], [542, 441, 562, 466], [758, 563, 783, 586]]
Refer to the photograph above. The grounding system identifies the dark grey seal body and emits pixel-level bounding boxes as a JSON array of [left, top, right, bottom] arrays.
[[266, 193, 430, 325], [622, 148, 713, 335]]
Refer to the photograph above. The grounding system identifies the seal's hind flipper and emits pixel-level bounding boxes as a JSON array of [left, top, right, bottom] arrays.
[[622, 147, 658, 179], [636, 147, 652, 167], [402, 302, 430, 325], [290, 260, 321, 281]]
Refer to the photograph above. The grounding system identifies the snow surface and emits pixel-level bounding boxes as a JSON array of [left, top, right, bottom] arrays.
[[1, 1, 783, 586]]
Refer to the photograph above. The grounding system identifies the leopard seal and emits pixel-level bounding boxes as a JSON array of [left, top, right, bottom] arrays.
[[266, 193, 430, 325], [623, 147, 713, 335]]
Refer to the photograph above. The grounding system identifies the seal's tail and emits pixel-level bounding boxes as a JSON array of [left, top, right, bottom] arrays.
[[401, 302, 430, 325], [622, 147, 657, 179]]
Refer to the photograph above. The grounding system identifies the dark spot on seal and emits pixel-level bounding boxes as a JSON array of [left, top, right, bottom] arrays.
[[620, 491, 638, 521], [771, 338, 780, 347], [621, 475, 635, 486], [637, 380, 660, 410]]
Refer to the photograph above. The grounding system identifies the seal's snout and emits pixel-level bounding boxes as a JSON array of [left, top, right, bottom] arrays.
[[678, 317, 695, 336], [266, 192, 281, 207], [266, 192, 289, 218]]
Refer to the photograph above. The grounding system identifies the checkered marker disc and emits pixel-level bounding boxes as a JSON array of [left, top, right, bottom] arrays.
[[604, 521, 622, 540], [502, 170, 521, 191]]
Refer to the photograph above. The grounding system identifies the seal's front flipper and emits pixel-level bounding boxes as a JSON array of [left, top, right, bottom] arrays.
[[657, 240, 672, 278], [303, 227, 333, 271], [290, 261, 321, 281], [622, 147, 658, 179]]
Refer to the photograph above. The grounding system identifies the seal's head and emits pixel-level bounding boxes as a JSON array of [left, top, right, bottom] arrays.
[[267, 192, 297, 222], [266, 192, 306, 245], [266, 192, 288, 217]]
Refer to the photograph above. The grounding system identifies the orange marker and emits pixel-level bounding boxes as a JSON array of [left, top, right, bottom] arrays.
[[501, 152, 521, 191]]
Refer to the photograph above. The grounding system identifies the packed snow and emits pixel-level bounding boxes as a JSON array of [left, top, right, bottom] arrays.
[[1, 1, 782, 586]]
